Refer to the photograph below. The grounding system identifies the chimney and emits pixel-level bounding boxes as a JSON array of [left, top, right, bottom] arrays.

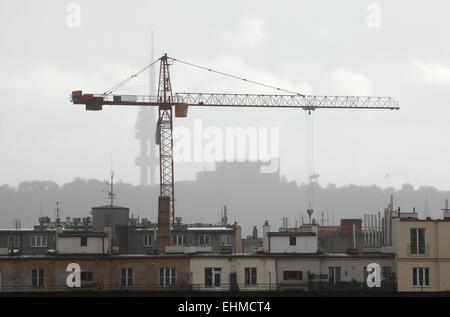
[[263, 220, 270, 253], [252, 226, 258, 239], [38, 217, 46, 227], [443, 199, 450, 220], [157, 196, 171, 254]]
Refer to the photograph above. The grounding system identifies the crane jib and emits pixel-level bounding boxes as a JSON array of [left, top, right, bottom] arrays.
[[71, 92, 399, 111]]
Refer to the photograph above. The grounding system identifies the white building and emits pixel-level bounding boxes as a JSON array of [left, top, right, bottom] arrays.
[[190, 255, 276, 291], [263, 221, 318, 254], [56, 230, 110, 255]]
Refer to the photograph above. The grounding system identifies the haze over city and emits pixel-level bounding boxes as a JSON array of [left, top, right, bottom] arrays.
[[1, 1, 449, 231]]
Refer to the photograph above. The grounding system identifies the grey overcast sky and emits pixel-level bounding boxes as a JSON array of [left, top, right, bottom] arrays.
[[0, 0, 449, 190]]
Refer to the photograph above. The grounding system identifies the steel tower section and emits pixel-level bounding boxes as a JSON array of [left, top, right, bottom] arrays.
[[157, 54, 175, 224]]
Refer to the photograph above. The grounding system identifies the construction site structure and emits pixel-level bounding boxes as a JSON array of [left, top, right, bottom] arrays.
[[71, 53, 399, 253]]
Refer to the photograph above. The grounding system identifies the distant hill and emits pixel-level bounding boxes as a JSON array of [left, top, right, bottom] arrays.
[[1, 162, 449, 236]]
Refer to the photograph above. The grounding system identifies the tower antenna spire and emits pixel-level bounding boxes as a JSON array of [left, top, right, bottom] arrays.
[[106, 171, 116, 207], [55, 201, 61, 227]]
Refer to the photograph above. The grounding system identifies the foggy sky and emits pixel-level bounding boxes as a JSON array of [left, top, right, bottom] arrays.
[[1, 0, 450, 194]]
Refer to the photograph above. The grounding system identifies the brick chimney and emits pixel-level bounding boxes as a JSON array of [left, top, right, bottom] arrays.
[[157, 196, 171, 253]]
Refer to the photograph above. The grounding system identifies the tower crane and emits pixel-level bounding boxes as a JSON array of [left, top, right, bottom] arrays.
[[71, 53, 399, 252]]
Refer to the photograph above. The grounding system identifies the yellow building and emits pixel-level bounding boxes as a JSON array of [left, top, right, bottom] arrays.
[[396, 213, 450, 292]]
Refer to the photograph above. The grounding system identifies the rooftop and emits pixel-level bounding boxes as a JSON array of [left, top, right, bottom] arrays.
[[0, 252, 395, 260], [187, 227, 234, 231], [268, 232, 316, 237], [91, 205, 129, 210]]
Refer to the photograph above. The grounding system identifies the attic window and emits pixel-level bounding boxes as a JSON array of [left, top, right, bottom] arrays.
[[81, 236, 88, 246], [289, 236, 296, 246]]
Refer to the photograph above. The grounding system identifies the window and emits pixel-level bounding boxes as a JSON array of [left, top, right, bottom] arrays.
[[32, 269, 44, 288], [172, 235, 185, 246], [159, 267, 176, 287], [245, 268, 257, 285], [205, 268, 221, 288], [329, 267, 341, 285], [81, 271, 93, 282], [220, 235, 232, 246], [413, 267, 430, 287], [31, 236, 47, 247], [80, 236, 88, 247], [205, 268, 212, 287], [410, 228, 426, 255], [143, 235, 153, 247], [382, 266, 392, 279], [199, 235, 210, 246], [289, 236, 296, 246], [120, 268, 133, 287], [7, 236, 19, 248], [283, 271, 303, 280]]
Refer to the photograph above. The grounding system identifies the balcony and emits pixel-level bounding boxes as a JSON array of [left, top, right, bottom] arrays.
[[165, 245, 212, 254]]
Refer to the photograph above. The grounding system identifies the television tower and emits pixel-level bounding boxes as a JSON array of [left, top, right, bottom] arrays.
[[135, 30, 158, 186]]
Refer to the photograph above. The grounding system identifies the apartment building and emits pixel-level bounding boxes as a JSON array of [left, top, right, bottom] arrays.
[[0, 229, 56, 256], [395, 214, 450, 291], [127, 220, 242, 255], [190, 254, 276, 291], [360, 196, 450, 292], [0, 255, 190, 292], [276, 253, 394, 291]]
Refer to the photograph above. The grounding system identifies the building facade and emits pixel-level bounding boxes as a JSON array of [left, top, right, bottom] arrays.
[[395, 218, 450, 291], [0, 229, 56, 256], [0, 255, 190, 292], [190, 255, 276, 291]]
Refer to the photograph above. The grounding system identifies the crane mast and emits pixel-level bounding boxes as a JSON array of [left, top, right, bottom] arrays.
[[156, 55, 175, 226]]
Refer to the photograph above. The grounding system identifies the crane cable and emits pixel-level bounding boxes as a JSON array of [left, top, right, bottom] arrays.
[[102, 58, 161, 96], [101, 55, 306, 97], [306, 112, 315, 211], [169, 57, 305, 97]]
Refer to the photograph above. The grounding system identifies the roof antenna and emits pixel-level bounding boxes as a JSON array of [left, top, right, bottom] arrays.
[[55, 201, 61, 227], [105, 150, 116, 207], [106, 171, 116, 207], [223, 204, 228, 226]]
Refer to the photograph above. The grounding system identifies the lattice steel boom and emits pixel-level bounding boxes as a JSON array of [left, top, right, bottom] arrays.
[[72, 93, 399, 110]]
